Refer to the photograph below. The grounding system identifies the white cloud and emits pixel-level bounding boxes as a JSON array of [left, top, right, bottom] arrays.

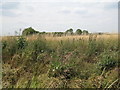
[[1, 1, 118, 36]]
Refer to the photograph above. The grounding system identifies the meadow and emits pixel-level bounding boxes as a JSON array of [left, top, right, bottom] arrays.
[[2, 34, 119, 88]]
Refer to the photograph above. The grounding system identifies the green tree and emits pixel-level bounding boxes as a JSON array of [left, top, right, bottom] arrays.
[[75, 29, 82, 35], [39, 31, 46, 34], [83, 30, 89, 35], [22, 27, 39, 36], [65, 28, 73, 35]]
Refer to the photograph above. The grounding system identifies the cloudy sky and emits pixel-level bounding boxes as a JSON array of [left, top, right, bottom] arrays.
[[0, 0, 119, 36]]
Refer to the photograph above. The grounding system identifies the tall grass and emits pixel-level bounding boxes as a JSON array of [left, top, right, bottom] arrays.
[[2, 34, 119, 88]]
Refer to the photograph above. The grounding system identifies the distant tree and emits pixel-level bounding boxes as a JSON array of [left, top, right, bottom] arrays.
[[98, 32, 103, 35], [22, 27, 39, 36], [53, 32, 64, 37], [42, 31, 46, 34], [75, 29, 82, 35], [83, 30, 89, 35], [65, 28, 73, 35], [39, 31, 46, 34]]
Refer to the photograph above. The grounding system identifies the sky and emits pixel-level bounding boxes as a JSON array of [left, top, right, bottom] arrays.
[[0, 0, 119, 36]]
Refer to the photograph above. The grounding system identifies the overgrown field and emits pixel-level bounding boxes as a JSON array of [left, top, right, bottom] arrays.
[[2, 34, 119, 88]]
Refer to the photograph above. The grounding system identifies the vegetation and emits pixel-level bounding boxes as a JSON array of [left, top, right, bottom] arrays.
[[22, 27, 39, 36], [75, 29, 82, 35], [52, 32, 64, 37], [2, 33, 119, 88], [65, 28, 74, 35], [83, 30, 89, 35], [21, 27, 89, 37]]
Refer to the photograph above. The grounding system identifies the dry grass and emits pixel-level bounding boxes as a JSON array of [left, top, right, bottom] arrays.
[[25, 34, 118, 41], [1, 33, 118, 41], [2, 33, 119, 88]]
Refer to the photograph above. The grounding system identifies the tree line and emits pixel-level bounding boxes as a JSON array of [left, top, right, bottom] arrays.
[[21, 27, 89, 36]]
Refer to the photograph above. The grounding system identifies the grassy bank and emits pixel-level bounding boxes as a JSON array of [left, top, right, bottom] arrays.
[[2, 34, 119, 88]]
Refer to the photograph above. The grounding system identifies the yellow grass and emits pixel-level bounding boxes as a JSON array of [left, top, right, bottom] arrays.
[[1, 34, 118, 41], [25, 34, 118, 41]]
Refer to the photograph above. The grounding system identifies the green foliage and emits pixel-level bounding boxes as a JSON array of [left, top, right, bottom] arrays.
[[39, 31, 47, 35], [2, 41, 7, 49], [75, 29, 82, 35], [22, 27, 39, 36], [65, 28, 73, 35], [16, 37, 27, 49], [2, 37, 27, 61], [83, 30, 89, 35], [97, 51, 118, 71], [53, 32, 64, 37], [22, 38, 49, 62]]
